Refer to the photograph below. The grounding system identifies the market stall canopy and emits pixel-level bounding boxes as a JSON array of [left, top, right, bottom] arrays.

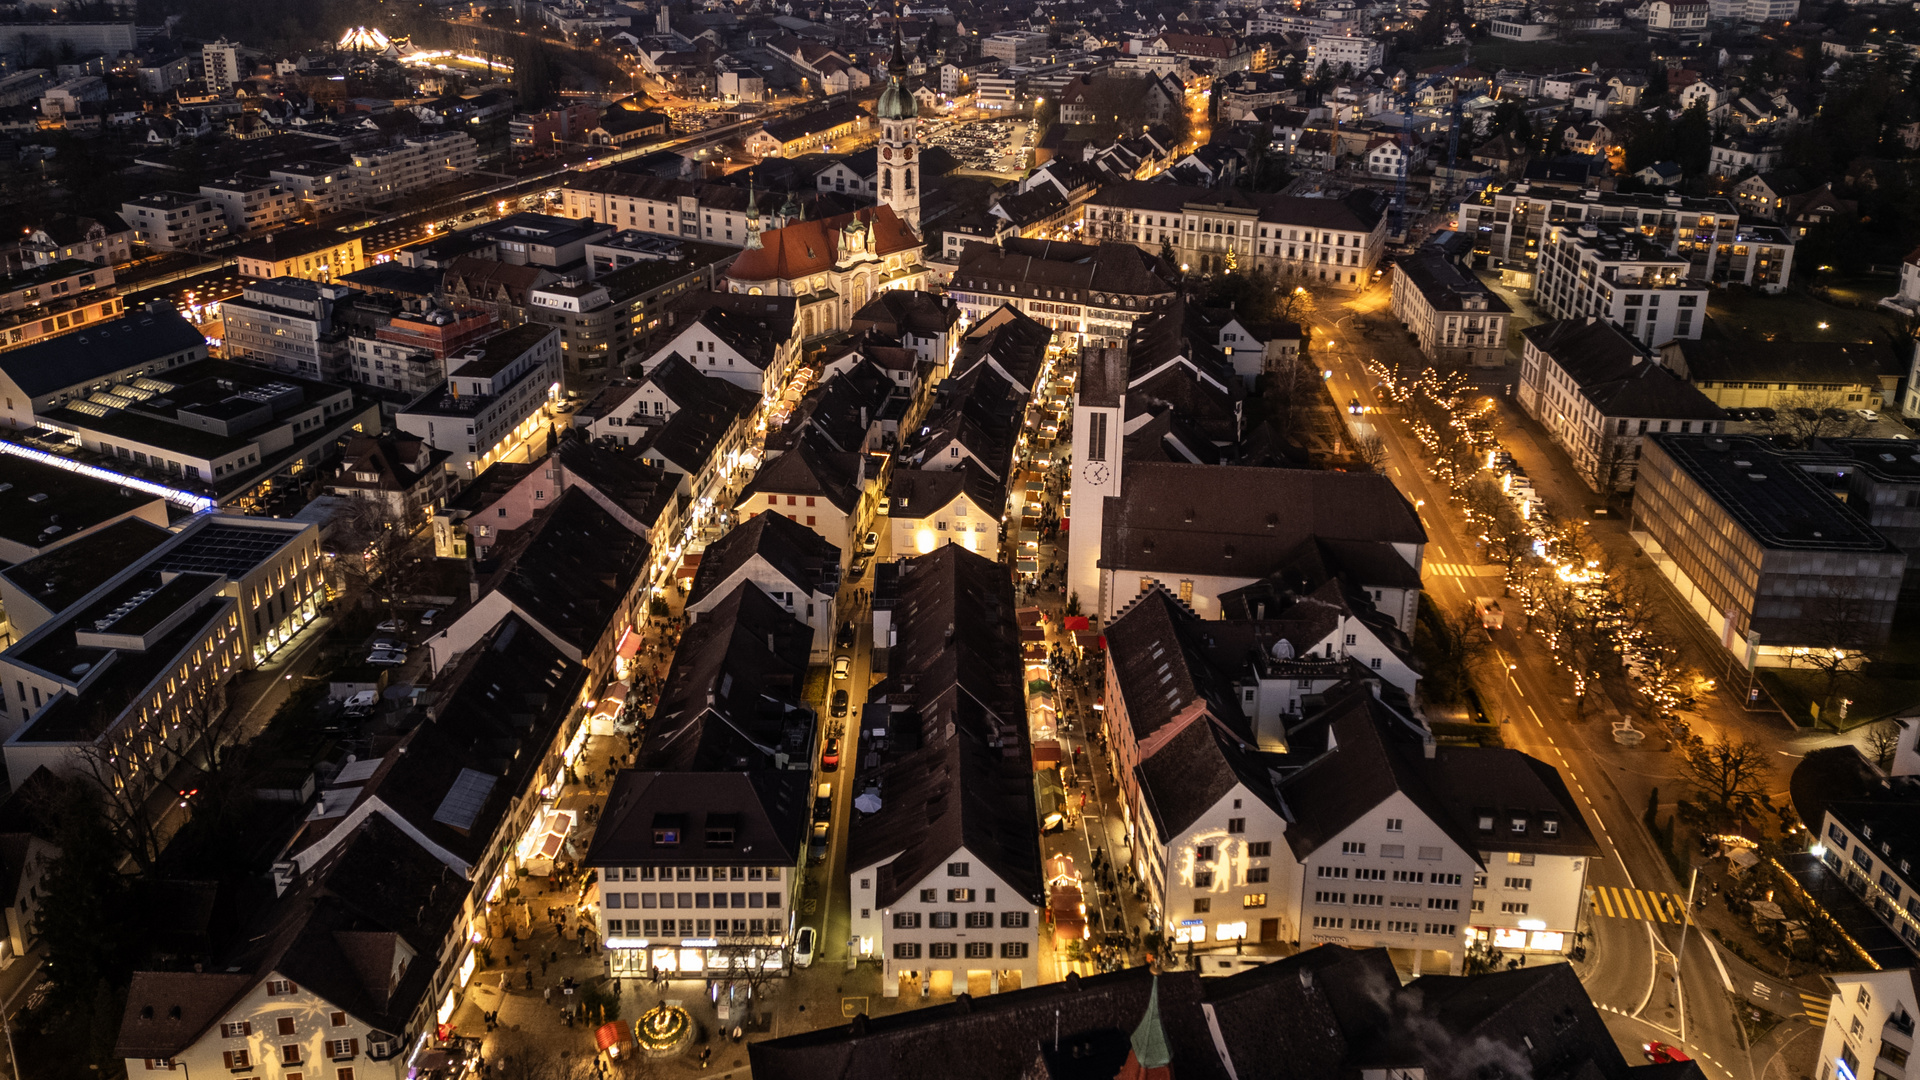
[[597, 1021, 634, 1054]]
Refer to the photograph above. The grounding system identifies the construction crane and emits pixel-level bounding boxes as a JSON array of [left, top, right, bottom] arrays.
[[1390, 46, 1472, 243]]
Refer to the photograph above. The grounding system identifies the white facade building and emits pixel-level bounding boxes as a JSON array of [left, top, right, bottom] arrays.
[[1534, 223, 1709, 344]]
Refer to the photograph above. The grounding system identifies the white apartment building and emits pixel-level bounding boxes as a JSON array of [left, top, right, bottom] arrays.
[[886, 466, 1005, 561], [395, 324, 562, 476], [1815, 970, 1917, 1080], [270, 161, 356, 216], [1104, 641, 1597, 975], [1133, 719, 1298, 956], [122, 972, 413, 1080], [638, 308, 796, 401], [1390, 249, 1512, 368], [982, 30, 1049, 65], [349, 132, 479, 204], [1648, 0, 1710, 29], [851, 853, 1040, 998], [202, 38, 241, 94], [1741, 0, 1798, 20], [559, 170, 776, 248], [585, 771, 805, 979], [1812, 773, 1920, 954], [1307, 34, 1384, 72], [1535, 223, 1708, 345], [1457, 184, 1798, 291], [851, 546, 1043, 998], [121, 191, 228, 250], [198, 175, 298, 234], [1517, 318, 1726, 491], [220, 278, 351, 380]]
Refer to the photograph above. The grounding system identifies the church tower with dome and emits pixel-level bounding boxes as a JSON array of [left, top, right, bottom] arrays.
[[874, 25, 921, 231]]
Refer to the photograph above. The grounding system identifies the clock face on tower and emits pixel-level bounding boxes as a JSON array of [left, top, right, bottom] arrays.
[[1082, 461, 1110, 486]]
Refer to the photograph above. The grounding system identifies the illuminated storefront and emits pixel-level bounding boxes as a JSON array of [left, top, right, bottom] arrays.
[[1469, 923, 1567, 953]]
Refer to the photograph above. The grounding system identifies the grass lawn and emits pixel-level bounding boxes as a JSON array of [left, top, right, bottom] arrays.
[[1816, 274, 1899, 308], [1706, 288, 1901, 344], [1756, 667, 1920, 730]]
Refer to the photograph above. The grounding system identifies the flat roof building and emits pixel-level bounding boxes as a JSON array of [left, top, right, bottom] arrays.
[[0, 514, 320, 790], [395, 324, 562, 477], [0, 304, 208, 431], [0, 452, 172, 566], [1633, 434, 1906, 661]]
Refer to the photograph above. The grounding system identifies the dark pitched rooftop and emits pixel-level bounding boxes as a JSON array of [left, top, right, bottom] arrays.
[[583, 768, 810, 868], [1100, 463, 1425, 577], [1523, 319, 1723, 421], [489, 487, 650, 654], [851, 546, 1040, 909], [687, 509, 843, 610], [737, 434, 863, 514], [641, 582, 816, 773]]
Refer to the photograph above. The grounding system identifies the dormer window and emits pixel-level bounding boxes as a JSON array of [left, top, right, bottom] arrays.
[[1511, 817, 1528, 834], [653, 812, 685, 846], [654, 828, 679, 845], [1477, 814, 1494, 832], [1542, 818, 1560, 837]]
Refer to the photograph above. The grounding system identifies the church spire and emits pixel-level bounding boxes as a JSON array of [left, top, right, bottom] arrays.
[[874, 4, 921, 231]]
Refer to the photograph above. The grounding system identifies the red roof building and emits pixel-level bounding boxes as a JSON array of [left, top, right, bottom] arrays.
[[725, 204, 926, 339]]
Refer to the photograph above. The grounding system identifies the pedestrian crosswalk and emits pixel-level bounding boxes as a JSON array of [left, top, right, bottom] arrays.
[[1800, 991, 1832, 1025], [1428, 562, 1499, 578], [1587, 886, 1691, 924]]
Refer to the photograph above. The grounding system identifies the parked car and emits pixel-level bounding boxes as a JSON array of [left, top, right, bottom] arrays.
[[834, 656, 851, 680], [808, 821, 829, 864], [371, 637, 407, 652], [793, 926, 816, 968], [1860, 409, 1881, 422], [377, 619, 407, 633], [365, 650, 407, 666], [814, 782, 833, 822], [419, 608, 442, 626], [836, 622, 855, 649], [861, 531, 878, 553], [822, 737, 841, 771], [831, 689, 849, 718]]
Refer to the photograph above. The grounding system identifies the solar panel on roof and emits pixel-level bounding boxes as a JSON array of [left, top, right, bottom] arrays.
[[432, 768, 498, 831]]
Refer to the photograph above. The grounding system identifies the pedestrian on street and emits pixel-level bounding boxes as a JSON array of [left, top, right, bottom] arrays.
[[541, 957, 548, 976], [544, 985, 553, 1005]]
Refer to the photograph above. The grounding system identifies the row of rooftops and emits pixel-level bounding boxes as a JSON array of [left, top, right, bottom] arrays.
[[751, 939, 1635, 1079]]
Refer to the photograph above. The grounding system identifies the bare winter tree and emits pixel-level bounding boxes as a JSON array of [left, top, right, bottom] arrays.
[[1863, 720, 1903, 771], [172, 675, 245, 808], [66, 737, 167, 873], [1462, 475, 1532, 593], [710, 934, 790, 1023], [332, 494, 425, 612], [1413, 600, 1494, 706], [1790, 580, 1883, 727], [1682, 734, 1774, 821], [1748, 391, 1871, 448], [1352, 430, 1389, 472]]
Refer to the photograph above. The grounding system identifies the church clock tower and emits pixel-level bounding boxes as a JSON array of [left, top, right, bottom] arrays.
[[874, 27, 921, 231]]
